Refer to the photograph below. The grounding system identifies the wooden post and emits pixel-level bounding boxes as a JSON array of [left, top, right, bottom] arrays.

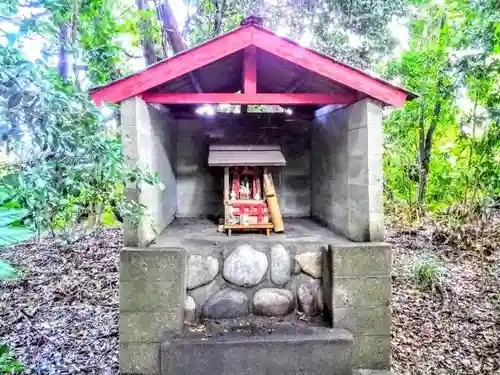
[[224, 167, 230, 223], [263, 168, 284, 232]]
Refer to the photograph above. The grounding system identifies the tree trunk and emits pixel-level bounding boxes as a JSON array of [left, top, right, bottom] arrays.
[[135, 0, 157, 66], [160, 0, 202, 92], [417, 96, 442, 209], [58, 24, 70, 81], [160, 0, 188, 53], [213, 0, 226, 37], [416, 11, 447, 211]]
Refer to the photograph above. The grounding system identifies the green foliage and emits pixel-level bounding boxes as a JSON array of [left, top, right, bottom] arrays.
[[0, 344, 23, 374], [0, 260, 17, 280], [0, 2, 163, 242], [382, 0, 500, 219], [409, 256, 446, 290], [183, 0, 408, 69]]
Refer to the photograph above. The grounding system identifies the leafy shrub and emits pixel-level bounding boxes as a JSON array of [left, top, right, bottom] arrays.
[[0, 344, 23, 374], [0, 260, 17, 280], [409, 256, 446, 291], [0, 48, 162, 242]]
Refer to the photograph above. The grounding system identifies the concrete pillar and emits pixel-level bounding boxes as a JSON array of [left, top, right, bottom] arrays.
[[324, 244, 392, 371], [311, 98, 384, 242], [120, 248, 186, 375], [120, 96, 177, 247]]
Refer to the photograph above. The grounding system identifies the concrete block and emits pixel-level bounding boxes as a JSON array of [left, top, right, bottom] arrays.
[[120, 97, 138, 128], [352, 335, 390, 370], [367, 126, 383, 155], [333, 276, 391, 308], [161, 328, 353, 375], [333, 307, 391, 335], [348, 99, 382, 130], [120, 281, 186, 312], [348, 184, 370, 214], [369, 212, 385, 242], [348, 128, 368, 156], [120, 342, 160, 375], [348, 155, 369, 185], [332, 244, 391, 277], [368, 183, 383, 214], [121, 126, 138, 163], [331, 181, 348, 203], [120, 312, 183, 342], [368, 153, 384, 186], [120, 248, 186, 282], [347, 208, 370, 242], [365, 99, 383, 127]]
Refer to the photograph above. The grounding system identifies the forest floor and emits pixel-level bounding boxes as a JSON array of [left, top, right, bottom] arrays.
[[0, 220, 499, 375]]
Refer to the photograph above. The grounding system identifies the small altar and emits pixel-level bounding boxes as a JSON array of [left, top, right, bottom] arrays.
[[208, 144, 286, 236]]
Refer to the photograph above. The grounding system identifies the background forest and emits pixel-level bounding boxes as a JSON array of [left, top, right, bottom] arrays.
[[0, 0, 499, 373]]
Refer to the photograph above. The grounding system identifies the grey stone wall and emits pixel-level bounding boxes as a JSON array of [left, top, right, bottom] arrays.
[[324, 243, 392, 371], [175, 116, 311, 218], [120, 97, 177, 246], [311, 99, 384, 242], [184, 242, 324, 322], [120, 247, 186, 375]]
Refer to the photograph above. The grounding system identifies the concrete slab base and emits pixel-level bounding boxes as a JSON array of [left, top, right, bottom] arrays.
[[161, 327, 353, 375]]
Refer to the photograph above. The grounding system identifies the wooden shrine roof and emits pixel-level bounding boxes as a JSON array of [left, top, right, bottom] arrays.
[[208, 145, 286, 167], [90, 16, 417, 114]]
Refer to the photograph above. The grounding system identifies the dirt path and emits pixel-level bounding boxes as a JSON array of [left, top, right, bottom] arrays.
[[0, 227, 499, 374]]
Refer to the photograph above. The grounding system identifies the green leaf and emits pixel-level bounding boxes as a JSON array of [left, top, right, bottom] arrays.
[[0, 260, 17, 280]]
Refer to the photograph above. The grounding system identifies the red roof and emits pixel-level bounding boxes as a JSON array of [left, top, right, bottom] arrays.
[[90, 17, 416, 111]]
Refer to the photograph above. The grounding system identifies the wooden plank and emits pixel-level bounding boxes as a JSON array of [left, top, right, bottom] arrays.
[[243, 46, 257, 94], [141, 92, 356, 105], [224, 224, 273, 229], [251, 28, 408, 107], [90, 27, 253, 104]]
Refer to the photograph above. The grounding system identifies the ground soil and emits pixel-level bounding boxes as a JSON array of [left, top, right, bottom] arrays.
[[0, 224, 499, 374]]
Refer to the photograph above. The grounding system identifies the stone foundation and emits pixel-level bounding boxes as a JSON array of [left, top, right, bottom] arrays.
[[119, 232, 392, 374], [185, 243, 324, 321]]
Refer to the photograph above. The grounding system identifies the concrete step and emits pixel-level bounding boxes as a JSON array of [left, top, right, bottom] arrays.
[[161, 327, 353, 375]]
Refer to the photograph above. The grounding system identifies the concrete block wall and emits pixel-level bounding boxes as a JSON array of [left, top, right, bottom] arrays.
[[324, 244, 392, 371], [175, 116, 311, 218], [120, 248, 186, 375], [120, 97, 177, 246], [311, 99, 384, 242]]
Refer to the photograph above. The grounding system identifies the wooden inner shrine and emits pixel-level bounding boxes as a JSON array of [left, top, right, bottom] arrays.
[[208, 144, 285, 236]]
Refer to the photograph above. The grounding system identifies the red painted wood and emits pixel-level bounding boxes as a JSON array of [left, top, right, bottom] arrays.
[[90, 27, 253, 104], [141, 92, 356, 105], [251, 28, 408, 107], [243, 46, 257, 94], [90, 24, 410, 107]]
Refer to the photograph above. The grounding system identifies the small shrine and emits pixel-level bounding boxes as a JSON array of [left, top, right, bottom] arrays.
[[208, 144, 286, 235]]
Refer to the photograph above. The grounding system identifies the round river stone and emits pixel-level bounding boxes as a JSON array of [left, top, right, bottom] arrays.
[[223, 244, 268, 287], [297, 279, 321, 316], [202, 288, 249, 319], [270, 244, 291, 286], [187, 255, 219, 290], [184, 296, 197, 323], [252, 288, 294, 317], [295, 252, 322, 278]]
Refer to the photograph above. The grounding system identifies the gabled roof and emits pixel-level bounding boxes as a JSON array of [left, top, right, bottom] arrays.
[[90, 18, 416, 108], [208, 144, 286, 167]]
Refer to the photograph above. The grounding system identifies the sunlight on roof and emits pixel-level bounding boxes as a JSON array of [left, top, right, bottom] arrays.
[[299, 30, 313, 47], [196, 105, 216, 116]]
